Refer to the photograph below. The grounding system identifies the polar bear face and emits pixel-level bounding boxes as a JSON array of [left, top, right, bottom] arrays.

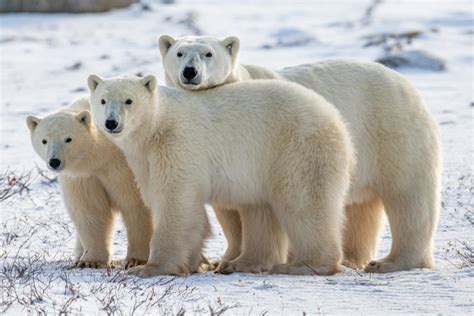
[[88, 74, 157, 139], [26, 111, 93, 172], [159, 35, 240, 90]]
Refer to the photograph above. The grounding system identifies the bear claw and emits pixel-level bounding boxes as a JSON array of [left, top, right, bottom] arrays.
[[342, 259, 366, 271], [69, 260, 115, 269], [123, 258, 147, 269], [363, 258, 416, 273], [364, 260, 391, 273], [215, 260, 269, 274]]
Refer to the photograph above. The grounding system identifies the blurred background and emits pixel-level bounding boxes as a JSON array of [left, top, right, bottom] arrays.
[[0, 0, 139, 13]]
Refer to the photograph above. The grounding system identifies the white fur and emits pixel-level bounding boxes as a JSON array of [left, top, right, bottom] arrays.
[[88, 74, 354, 276], [159, 35, 245, 90], [160, 35, 442, 273], [26, 98, 154, 269]]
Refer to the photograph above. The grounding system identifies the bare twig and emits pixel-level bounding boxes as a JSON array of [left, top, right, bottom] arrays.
[[360, 0, 384, 26], [445, 239, 474, 268], [35, 165, 58, 186], [0, 168, 36, 202]]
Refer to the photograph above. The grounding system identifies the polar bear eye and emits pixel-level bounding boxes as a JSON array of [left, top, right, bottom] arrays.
[[65, 137, 72, 143], [101, 99, 106, 105], [125, 99, 133, 105], [205, 52, 213, 58], [42, 139, 47, 145], [177, 52, 183, 57]]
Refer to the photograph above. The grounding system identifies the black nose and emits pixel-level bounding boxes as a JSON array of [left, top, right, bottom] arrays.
[[183, 67, 197, 80], [49, 158, 61, 169], [105, 120, 119, 131]]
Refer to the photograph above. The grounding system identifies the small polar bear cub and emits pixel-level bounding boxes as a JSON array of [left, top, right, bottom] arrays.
[[88, 74, 354, 277], [26, 99, 153, 269], [159, 34, 442, 274]]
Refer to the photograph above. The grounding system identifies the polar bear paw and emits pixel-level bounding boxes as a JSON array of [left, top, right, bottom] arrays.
[[127, 263, 185, 277], [364, 256, 432, 273], [209, 260, 221, 271], [209, 254, 241, 271], [197, 260, 214, 273], [127, 265, 157, 278], [364, 258, 405, 273], [122, 258, 147, 269], [69, 260, 115, 269], [215, 260, 271, 274], [342, 259, 366, 271]]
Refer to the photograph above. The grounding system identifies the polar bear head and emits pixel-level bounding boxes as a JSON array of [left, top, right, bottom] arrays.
[[26, 109, 93, 173], [88, 74, 157, 140], [159, 35, 240, 90]]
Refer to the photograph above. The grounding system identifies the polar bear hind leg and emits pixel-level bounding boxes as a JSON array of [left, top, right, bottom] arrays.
[[268, 126, 349, 275], [343, 197, 384, 270], [216, 204, 287, 274], [365, 184, 439, 273], [269, 196, 343, 275], [211, 206, 242, 268]]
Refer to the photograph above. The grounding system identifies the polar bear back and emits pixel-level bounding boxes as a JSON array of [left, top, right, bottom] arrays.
[[153, 79, 353, 205], [59, 96, 91, 114], [160, 79, 343, 145], [275, 60, 439, 193]]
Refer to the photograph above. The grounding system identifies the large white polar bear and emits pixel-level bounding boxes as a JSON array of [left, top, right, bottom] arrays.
[[27, 98, 154, 268], [88, 74, 354, 276], [159, 35, 442, 273]]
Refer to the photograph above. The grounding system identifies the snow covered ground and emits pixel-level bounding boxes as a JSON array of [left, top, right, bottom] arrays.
[[1, 0, 473, 314]]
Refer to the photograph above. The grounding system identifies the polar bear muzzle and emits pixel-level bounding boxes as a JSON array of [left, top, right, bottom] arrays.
[[181, 66, 201, 86], [48, 158, 62, 170], [105, 119, 119, 132], [183, 67, 198, 82], [104, 102, 123, 134]]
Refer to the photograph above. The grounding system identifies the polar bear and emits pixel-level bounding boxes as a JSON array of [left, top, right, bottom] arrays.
[[88, 74, 354, 277], [159, 35, 442, 273], [26, 98, 154, 269]]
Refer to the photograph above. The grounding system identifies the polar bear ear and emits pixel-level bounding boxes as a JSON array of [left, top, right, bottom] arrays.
[[26, 115, 41, 132], [75, 110, 91, 128], [140, 75, 157, 92], [220, 36, 240, 59], [158, 35, 176, 58], [87, 74, 104, 92]]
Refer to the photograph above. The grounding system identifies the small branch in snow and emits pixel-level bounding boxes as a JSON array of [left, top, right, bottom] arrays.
[[0, 168, 36, 202], [444, 239, 474, 268]]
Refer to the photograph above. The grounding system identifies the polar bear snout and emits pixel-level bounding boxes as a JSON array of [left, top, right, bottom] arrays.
[[49, 158, 61, 168], [180, 67, 202, 86], [48, 158, 62, 170], [102, 102, 125, 134], [183, 67, 198, 81], [105, 119, 120, 132]]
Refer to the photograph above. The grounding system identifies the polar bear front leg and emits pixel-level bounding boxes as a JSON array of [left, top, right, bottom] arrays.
[[128, 188, 209, 277], [217, 205, 287, 274], [73, 235, 84, 262], [119, 201, 153, 269], [67, 235, 85, 269], [211, 206, 242, 268], [60, 176, 116, 269]]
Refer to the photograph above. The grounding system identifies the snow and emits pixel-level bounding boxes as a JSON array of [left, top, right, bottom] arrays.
[[1, 0, 473, 314]]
